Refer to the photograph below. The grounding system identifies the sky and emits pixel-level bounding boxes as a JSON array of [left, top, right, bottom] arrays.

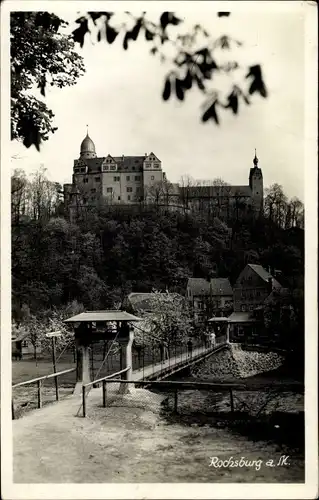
[[9, 1, 308, 200]]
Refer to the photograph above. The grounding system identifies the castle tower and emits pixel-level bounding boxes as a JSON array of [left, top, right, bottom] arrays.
[[80, 127, 97, 160], [249, 150, 263, 213]]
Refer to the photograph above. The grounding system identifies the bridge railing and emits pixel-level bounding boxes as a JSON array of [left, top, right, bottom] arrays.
[[12, 367, 76, 420]]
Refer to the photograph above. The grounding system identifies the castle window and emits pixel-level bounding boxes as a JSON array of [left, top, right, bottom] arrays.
[[127, 195, 131, 201], [74, 168, 80, 173], [91, 188, 96, 193], [80, 168, 86, 173], [126, 176, 130, 181], [135, 175, 141, 181], [118, 196, 121, 200], [95, 177, 100, 182], [154, 163, 160, 168], [106, 187, 113, 193], [127, 187, 133, 193], [114, 176, 120, 181], [132, 166, 135, 171], [241, 304, 247, 312], [83, 178, 88, 183], [110, 165, 116, 170]]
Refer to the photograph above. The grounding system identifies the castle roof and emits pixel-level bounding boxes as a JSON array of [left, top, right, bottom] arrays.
[[80, 133, 96, 154], [180, 185, 252, 198], [79, 155, 153, 173]]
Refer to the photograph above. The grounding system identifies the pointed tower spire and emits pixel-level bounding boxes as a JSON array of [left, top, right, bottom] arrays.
[[86, 124, 89, 136], [253, 148, 259, 167]]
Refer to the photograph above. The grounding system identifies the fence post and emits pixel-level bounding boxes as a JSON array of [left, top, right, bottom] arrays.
[[52, 336, 59, 402], [12, 400, 15, 420], [102, 380, 107, 408], [82, 385, 86, 418], [229, 388, 234, 413], [174, 390, 178, 413], [37, 380, 42, 409]]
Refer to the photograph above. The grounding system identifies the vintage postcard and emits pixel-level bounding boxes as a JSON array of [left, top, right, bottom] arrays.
[[1, 0, 318, 499]]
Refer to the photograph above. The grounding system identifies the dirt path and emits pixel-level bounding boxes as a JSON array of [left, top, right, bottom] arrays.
[[13, 386, 304, 483]]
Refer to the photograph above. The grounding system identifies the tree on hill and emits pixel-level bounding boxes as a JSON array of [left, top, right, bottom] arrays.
[[11, 12, 85, 150]]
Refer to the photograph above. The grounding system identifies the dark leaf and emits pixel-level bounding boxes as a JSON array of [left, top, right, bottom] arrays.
[[88, 11, 113, 23], [242, 93, 250, 105], [150, 47, 158, 55], [162, 78, 171, 101], [106, 25, 118, 44], [226, 92, 238, 114], [248, 79, 259, 95], [37, 76, 46, 97], [182, 70, 192, 90], [202, 101, 219, 124], [130, 19, 142, 41], [123, 32, 130, 50], [195, 75, 206, 91], [259, 82, 268, 98], [175, 79, 184, 101], [246, 64, 262, 81], [145, 29, 154, 41], [160, 12, 170, 31], [169, 14, 182, 26], [75, 16, 87, 25], [97, 30, 101, 42], [217, 12, 230, 17], [73, 21, 89, 48]]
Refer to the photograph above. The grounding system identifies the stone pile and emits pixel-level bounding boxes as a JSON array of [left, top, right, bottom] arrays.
[[191, 344, 284, 380]]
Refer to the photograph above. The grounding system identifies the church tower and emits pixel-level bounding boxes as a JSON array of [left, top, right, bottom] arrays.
[[249, 150, 263, 214]]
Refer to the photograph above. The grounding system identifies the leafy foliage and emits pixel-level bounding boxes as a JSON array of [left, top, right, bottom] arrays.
[[71, 12, 267, 126], [11, 12, 85, 150]]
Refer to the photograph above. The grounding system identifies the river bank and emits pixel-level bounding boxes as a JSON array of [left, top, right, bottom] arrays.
[[13, 384, 304, 483]]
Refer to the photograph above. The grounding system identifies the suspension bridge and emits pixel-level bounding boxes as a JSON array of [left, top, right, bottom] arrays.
[[12, 310, 230, 419]]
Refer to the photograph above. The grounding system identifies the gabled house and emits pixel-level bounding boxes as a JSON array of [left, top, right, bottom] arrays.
[[186, 277, 233, 323], [229, 264, 282, 343], [11, 331, 42, 359]]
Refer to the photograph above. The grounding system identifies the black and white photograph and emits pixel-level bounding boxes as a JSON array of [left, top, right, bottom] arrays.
[[1, 1, 317, 498]]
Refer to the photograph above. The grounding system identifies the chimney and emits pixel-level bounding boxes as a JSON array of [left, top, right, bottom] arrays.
[[122, 155, 124, 160], [267, 277, 273, 294], [145, 153, 147, 157]]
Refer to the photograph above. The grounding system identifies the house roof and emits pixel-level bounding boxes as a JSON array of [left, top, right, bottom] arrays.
[[12, 331, 29, 342], [125, 292, 182, 312], [64, 310, 141, 323], [248, 264, 282, 288], [187, 278, 232, 296], [228, 312, 256, 323], [264, 287, 294, 305]]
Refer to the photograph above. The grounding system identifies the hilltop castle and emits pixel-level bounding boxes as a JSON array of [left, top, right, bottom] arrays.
[[63, 132, 263, 220]]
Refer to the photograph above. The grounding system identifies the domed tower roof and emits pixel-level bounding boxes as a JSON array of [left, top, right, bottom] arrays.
[[80, 128, 97, 159]]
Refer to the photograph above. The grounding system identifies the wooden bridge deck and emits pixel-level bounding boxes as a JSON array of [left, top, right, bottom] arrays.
[[132, 343, 227, 382]]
